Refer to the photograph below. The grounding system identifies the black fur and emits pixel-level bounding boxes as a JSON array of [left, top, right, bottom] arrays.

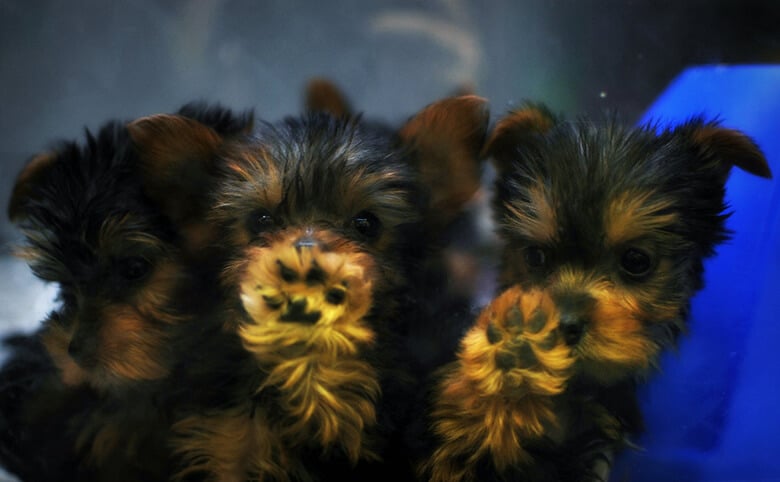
[[178, 101, 488, 481], [448, 108, 771, 481], [204, 113, 431, 481], [493, 117, 750, 315], [1, 102, 253, 481]]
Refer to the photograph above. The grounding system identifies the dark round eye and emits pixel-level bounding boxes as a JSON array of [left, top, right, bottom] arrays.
[[524, 246, 546, 268], [351, 211, 382, 239], [246, 208, 277, 235], [58, 289, 78, 309], [117, 256, 152, 281], [620, 248, 653, 277]]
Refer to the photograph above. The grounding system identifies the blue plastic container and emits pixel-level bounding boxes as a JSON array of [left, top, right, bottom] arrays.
[[614, 65, 780, 481]]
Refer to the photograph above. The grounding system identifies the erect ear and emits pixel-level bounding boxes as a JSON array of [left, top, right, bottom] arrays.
[[399, 95, 490, 231], [448, 83, 477, 97], [483, 103, 558, 174], [686, 122, 772, 179], [127, 114, 223, 236], [304, 78, 353, 119], [7, 151, 59, 223]]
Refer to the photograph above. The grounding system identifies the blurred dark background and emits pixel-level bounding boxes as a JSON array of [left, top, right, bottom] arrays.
[[0, 1, 779, 480], [5, 0, 777, 320], [3, 0, 779, 247]]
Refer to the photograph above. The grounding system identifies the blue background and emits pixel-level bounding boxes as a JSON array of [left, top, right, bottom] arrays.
[[614, 65, 780, 481]]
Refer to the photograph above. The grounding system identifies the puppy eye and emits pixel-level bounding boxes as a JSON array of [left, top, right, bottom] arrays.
[[58, 289, 78, 309], [524, 246, 546, 268], [620, 248, 653, 277], [246, 208, 277, 235], [351, 211, 382, 239], [117, 256, 153, 281]]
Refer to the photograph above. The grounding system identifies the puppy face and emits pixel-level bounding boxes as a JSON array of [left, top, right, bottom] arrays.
[[214, 119, 417, 459], [9, 124, 183, 392], [225, 102, 488, 460], [486, 106, 771, 384], [9, 105, 252, 393], [215, 115, 423, 334]]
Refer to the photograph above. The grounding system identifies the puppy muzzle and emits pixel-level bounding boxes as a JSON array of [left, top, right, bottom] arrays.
[[552, 290, 595, 346]]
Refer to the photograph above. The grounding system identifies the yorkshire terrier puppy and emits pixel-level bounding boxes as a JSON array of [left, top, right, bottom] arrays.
[[424, 104, 771, 481], [1, 102, 252, 481], [128, 90, 488, 481]]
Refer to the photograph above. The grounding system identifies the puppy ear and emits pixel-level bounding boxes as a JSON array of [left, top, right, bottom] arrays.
[[686, 122, 772, 179], [7, 151, 58, 222], [484, 103, 558, 173], [399, 95, 490, 231], [128, 114, 223, 237], [448, 83, 477, 97], [304, 78, 353, 119]]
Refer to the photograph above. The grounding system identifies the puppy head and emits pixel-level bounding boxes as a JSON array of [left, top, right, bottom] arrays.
[[10, 123, 182, 392], [486, 105, 771, 384], [10, 105, 251, 393], [202, 96, 488, 352]]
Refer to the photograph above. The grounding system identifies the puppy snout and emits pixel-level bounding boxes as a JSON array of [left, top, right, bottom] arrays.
[[559, 313, 586, 345], [67, 339, 82, 358], [68, 334, 99, 367], [552, 290, 595, 346]]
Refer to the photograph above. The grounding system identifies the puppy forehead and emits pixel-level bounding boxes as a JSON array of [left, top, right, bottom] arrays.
[[500, 125, 681, 247], [502, 182, 558, 243], [225, 121, 416, 218], [603, 190, 678, 246], [32, 210, 165, 260]]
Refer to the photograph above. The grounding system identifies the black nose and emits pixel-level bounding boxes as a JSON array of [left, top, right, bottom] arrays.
[[67, 335, 98, 367], [559, 313, 585, 345], [552, 291, 594, 346], [67, 340, 80, 358]]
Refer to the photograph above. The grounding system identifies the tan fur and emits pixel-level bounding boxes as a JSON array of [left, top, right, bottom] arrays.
[[215, 151, 285, 249], [174, 403, 290, 482], [216, 146, 420, 257], [97, 306, 172, 386], [425, 287, 574, 482], [175, 95, 491, 480], [238, 231, 380, 463], [39, 257, 187, 392], [464, 108, 774, 480], [40, 321, 87, 387], [604, 191, 678, 246], [553, 267, 683, 384], [178, 229, 383, 480], [98, 214, 165, 251], [503, 185, 558, 243], [99, 261, 186, 388]]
